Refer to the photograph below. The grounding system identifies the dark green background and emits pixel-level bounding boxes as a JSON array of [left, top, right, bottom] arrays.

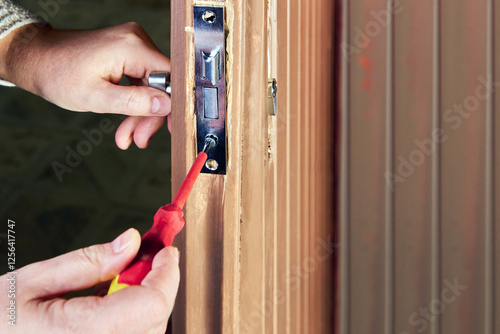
[[0, 0, 172, 285]]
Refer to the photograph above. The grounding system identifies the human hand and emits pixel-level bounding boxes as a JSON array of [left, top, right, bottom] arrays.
[[0, 22, 171, 149], [0, 228, 180, 333]]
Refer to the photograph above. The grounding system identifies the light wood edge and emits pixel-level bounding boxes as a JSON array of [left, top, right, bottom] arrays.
[[171, 0, 188, 332]]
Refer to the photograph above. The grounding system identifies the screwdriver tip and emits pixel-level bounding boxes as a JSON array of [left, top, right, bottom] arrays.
[[202, 134, 218, 154]]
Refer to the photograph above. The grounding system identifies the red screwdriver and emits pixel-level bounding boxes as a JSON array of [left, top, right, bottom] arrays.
[[108, 135, 217, 294]]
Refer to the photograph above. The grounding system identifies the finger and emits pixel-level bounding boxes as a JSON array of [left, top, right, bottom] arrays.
[[93, 82, 171, 116], [122, 47, 170, 80], [133, 116, 165, 149], [130, 23, 162, 54], [115, 116, 143, 150], [21, 229, 141, 299], [58, 247, 179, 334], [140, 247, 180, 315], [84, 287, 170, 334], [167, 114, 171, 132], [113, 22, 170, 79]]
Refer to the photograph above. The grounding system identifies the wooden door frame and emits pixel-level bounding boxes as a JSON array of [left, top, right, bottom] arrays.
[[170, 1, 334, 333]]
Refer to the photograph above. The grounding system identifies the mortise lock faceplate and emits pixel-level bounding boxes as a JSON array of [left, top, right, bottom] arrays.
[[194, 6, 226, 174]]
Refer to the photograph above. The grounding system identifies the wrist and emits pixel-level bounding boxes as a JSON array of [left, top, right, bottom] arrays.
[[1, 23, 51, 91], [0, 25, 21, 81]]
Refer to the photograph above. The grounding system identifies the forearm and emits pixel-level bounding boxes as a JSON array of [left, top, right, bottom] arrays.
[[0, 0, 47, 85]]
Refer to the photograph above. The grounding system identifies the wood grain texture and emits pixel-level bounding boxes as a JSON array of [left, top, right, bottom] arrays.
[[288, 0, 302, 332], [171, 1, 334, 333], [221, 2, 242, 333], [171, 1, 226, 333], [276, 0, 290, 332], [171, 0, 188, 333], [300, 0, 311, 331]]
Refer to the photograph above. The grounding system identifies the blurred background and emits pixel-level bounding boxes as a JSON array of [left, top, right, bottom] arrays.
[[0, 0, 172, 293], [336, 1, 500, 333]]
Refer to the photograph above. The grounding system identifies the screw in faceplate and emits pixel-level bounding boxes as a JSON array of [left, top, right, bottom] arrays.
[[202, 10, 216, 24], [205, 159, 219, 171], [202, 134, 219, 171], [202, 134, 218, 154]]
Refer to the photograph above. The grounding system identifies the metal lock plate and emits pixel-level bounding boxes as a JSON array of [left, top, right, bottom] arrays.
[[194, 6, 226, 174]]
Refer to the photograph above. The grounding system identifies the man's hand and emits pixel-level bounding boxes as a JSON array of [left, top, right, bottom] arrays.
[[0, 22, 171, 149], [0, 228, 180, 333]]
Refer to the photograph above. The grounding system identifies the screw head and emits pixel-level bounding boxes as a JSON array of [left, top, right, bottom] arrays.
[[202, 10, 216, 23], [205, 159, 219, 171]]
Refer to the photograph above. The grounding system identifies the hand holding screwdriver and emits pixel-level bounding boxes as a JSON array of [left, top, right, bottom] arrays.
[[108, 136, 216, 294]]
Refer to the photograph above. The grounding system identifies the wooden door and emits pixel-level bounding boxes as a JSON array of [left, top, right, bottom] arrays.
[[169, 0, 334, 333]]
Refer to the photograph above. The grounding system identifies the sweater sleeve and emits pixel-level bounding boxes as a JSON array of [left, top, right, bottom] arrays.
[[0, 0, 47, 86]]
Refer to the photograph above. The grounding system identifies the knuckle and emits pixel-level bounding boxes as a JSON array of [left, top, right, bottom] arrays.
[[123, 31, 143, 45], [77, 245, 104, 267], [124, 21, 142, 31], [123, 89, 139, 113], [119, 22, 146, 43]]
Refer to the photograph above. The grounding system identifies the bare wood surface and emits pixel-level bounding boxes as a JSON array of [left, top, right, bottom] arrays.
[[300, 0, 311, 331], [276, 0, 290, 332], [171, 1, 335, 333], [238, 0, 268, 332], [171, 0, 188, 333], [171, 0, 225, 333], [288, 1, 302, 332]]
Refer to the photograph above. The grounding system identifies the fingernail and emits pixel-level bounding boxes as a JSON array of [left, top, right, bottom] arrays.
[[167, 246, 180, 264], [150, 95, 170, 115], [111, 229, 134, 254]]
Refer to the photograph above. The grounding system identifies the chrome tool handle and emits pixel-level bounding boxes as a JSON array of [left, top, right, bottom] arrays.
[[148, 71, 171, 96]]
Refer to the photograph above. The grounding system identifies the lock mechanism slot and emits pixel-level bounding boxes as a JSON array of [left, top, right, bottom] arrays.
[[194, 6, 226, 174]]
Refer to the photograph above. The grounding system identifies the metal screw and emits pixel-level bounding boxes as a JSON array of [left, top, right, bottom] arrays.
[[202, 10, 216, 24], [202, 134, 218, 154], [202, 134, 218, 171], [205, 159, 219, 171]]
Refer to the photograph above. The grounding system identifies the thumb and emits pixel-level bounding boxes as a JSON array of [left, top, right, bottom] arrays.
[[139, 246, 180, 316], [92, 82, 171, 116], [21, 228, 141, 299], [94, 246, 181, 334]]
